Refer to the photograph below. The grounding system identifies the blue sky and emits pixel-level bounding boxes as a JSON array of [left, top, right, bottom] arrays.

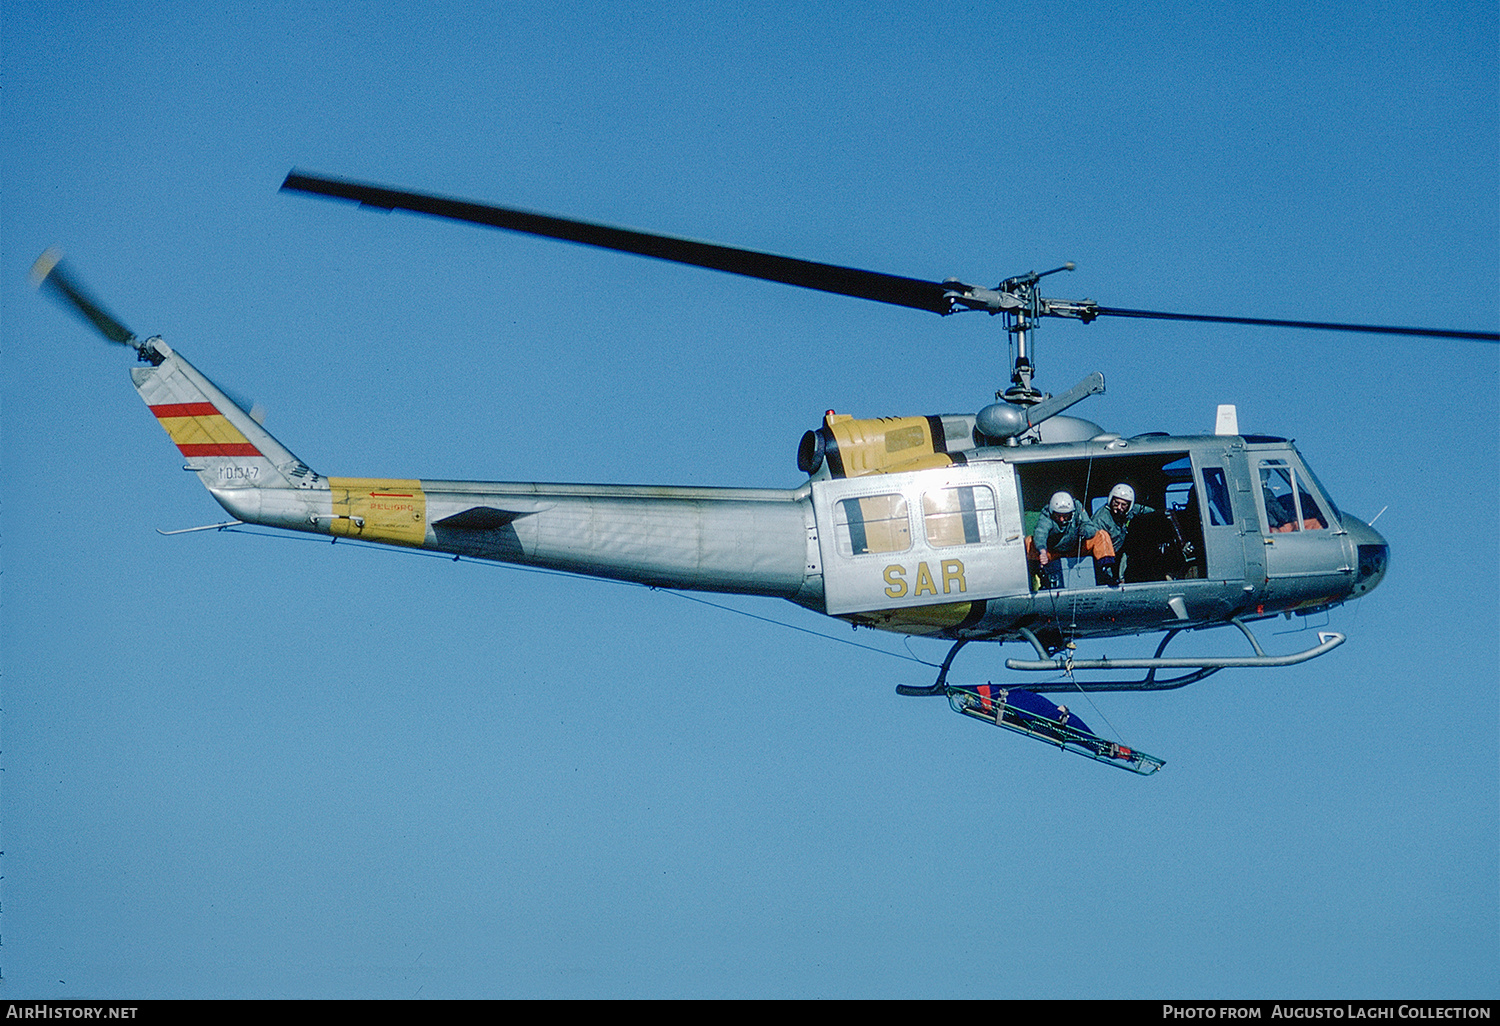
[[3, 0, 1496, 998]]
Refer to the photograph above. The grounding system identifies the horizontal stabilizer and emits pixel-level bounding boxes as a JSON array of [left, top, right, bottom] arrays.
[[433, 506, 532, 530]]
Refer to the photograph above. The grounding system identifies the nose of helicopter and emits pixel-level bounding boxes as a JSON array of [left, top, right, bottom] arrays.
[[1342, 515, 1390, 598]]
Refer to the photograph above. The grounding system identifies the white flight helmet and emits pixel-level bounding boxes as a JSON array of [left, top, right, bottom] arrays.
[[1109, 483, 1135, 504], [1049, 491, 1076, 515]]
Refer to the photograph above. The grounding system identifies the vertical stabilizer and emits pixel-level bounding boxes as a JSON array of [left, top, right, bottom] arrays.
[[130, 339, 319, 491]]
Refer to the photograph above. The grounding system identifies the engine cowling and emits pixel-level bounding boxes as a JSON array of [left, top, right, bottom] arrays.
[[798, 411, 977, 478]]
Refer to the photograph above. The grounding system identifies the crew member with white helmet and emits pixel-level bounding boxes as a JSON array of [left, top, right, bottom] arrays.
[[1091, 483, 1156, 550], [1084, 483, 1156, 585], [1032, 490, 1118, 589]]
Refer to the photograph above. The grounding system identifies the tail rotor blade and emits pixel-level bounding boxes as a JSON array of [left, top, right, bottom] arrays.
[[30, 247, 138, 346]]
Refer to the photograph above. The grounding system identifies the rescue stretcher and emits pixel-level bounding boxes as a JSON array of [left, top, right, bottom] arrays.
[[946, 683, 1166, 775]]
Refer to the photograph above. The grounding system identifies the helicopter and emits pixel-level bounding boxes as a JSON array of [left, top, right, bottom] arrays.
[[32, 172, 1498, 774]]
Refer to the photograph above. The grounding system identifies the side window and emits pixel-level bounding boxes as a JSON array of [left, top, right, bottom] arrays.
[[835, 494, 911, 556], [1260, 460, 1329, 532], [1260, 462, 1299, 531], [1202, 467, 1234, 526], [922, 485, 999, 547]]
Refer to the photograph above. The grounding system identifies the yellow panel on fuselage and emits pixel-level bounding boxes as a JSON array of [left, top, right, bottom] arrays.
[[328, 478, 427, 546], [840, 601, 978, 635]]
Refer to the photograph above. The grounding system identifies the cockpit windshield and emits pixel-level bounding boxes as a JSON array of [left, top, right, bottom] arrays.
[[1258, 455, 1338, 533], [1290, 452, 1342, 525]]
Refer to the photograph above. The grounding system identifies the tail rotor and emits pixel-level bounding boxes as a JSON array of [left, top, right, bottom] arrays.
[[30, 247, 141, 349]]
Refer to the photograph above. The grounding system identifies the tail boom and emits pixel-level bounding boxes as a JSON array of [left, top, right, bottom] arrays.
[[135, 343, 818, 600]]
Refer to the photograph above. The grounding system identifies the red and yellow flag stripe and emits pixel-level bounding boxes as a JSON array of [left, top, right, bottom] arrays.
[[149, 402, 261, 457]]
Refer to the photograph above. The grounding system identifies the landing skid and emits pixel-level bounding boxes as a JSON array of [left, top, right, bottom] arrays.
[[900, 618, 1345, 697], [895, 617, 1344, 772], [895, 639, 970, 697], [1005, 619, 1344, 693]]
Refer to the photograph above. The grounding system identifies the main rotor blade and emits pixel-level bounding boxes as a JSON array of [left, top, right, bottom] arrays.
[[281, 171, 954, 314], [30, 247, 137, 345], [282, 172, 1499, 343], [1091, 306, 1499, 343]]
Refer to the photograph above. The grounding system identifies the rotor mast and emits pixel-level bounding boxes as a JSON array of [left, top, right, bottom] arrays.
[[1003, 264, 1077, 404], [941, 262, 1094, 405]]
